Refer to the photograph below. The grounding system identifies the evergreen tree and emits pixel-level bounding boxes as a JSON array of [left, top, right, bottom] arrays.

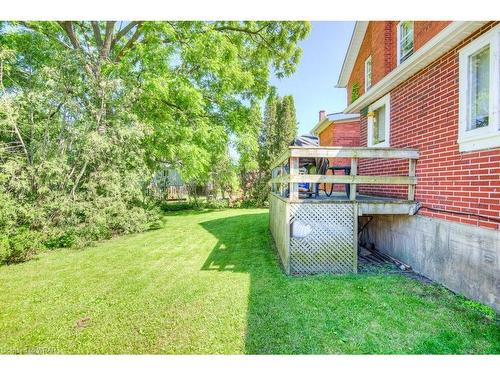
[[276, 95, 298, 154], [258, 88, 279, 173], [254, 90, 298, 204]]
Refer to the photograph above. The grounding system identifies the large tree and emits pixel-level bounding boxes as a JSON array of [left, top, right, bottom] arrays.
[[0, 21, 310, 262]]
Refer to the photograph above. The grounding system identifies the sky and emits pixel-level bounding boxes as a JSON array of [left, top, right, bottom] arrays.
[[270, 21, 355, 135]]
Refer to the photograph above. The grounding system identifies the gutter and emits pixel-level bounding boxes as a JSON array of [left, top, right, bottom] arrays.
[[310, 118, 332, 136]]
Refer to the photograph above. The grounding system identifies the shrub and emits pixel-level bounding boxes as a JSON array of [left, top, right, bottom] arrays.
[[237, 199, 258, 208], [44, 230, 76, 249], [160, 201, 197, 212], [351, 83, 360, 102], [148, 219, 164, 230], [204, 199, 230, 209], [0, 235, 10, 264], [0, 229, 43, 265]]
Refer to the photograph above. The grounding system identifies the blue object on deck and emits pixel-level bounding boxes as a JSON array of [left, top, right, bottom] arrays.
[[298, 182, 310, 190]]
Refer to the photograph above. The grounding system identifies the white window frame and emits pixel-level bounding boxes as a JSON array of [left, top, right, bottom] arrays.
[[367, 94, 391, 147], [364, 56, 372, 92], [458, 24, 500, 152], [397, 21, 414, 65]]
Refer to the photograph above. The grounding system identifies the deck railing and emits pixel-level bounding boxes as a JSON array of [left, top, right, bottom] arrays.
[[269, 146, 419, 202]]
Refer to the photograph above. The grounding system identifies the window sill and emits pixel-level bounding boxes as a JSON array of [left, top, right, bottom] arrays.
[[458, 132, 500, 152], [368, 141, 389, 148]]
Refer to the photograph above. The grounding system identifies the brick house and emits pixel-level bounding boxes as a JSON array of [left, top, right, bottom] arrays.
[[310, 110, 360, 192], [336, 21, 500, 309], [311, 110, 360, 148]]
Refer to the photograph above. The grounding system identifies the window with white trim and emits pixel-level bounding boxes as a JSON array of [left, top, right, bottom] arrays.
[[458, 25, 500, 152], [367, 94, 390, 147], [397, 21, 414, 64], [364, 56, 372, 91]]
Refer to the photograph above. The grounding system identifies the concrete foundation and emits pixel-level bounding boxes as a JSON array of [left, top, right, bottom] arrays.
[[360, 214, 500, 311]]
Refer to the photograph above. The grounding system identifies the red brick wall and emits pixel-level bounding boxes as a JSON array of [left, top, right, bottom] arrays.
[[358, 22, 500, 230], [318, 120, 360, 192], [414, 21, 451, 50], [318, 122, 334, 146], [347, 22, 377, 103], [348, 21, 451, 105]]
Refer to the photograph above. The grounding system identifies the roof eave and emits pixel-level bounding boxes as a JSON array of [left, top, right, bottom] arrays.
[[336, 21, 369, 88], [310, 118, 332, 136]]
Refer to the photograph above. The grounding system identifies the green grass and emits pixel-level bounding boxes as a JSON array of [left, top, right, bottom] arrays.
[[0, 209, 499, 354]]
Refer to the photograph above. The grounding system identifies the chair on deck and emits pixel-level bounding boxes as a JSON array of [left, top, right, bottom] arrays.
[[289, 135, 330, 199]]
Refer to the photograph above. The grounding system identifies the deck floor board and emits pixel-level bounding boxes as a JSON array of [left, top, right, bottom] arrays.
[[298, 191, 411, 203]]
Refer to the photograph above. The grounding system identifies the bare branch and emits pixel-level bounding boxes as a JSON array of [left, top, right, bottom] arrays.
[[58, 21, 82, 50], [91, 21, 103, 48], [71, 160, 88, 198], [111, 21, 140, 48], [100, 21, 116, 61], [213, 23, 268, 35], [19, 21, 72, 50], [213, 22, 281, 55], [115, 23, 144, 62], [48, 102, 64, 119], [12, 122, 31, 164]]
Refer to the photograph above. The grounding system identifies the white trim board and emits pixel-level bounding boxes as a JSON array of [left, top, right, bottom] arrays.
[[336, 21, 369, 88], [367, 94, 391, 147], [457, 24, 500, 152]]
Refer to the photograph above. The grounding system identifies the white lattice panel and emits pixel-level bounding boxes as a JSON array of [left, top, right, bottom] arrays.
[[289, 203, 356, 274]]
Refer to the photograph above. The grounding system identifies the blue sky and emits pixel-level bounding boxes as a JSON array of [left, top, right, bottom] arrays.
[[270, 21, 355, 135]]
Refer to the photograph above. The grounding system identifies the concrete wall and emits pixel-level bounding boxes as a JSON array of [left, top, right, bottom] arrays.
[[360, 214, 500, 311]]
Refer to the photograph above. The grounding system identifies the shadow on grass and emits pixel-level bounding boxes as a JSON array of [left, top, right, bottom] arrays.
[[200, 212, 500, 354], [199, 212, 377, 353]]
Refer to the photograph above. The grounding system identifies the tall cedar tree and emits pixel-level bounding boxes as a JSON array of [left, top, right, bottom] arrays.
[[276, 95, 298, 153], [255, 91, 298, 204]]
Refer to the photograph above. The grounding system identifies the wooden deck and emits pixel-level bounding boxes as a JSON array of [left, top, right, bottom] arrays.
[[270, 146, 419, 202], [271, 191, 419, 215], [268, 146, 420, 275]]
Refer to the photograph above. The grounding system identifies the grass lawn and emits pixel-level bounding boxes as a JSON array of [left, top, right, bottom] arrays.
[[0, 209, 499, 354]]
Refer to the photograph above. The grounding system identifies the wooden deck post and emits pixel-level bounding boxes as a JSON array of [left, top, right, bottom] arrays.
[[350, 158, 358, 201], [289, 157, 299, 202], [408, 159, 416, 201], [271, 167, 275, 194], [352, 203, 358, 273], [279, 163, 284, 197]]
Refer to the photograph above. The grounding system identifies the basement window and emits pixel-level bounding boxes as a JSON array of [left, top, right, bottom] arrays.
[[367, 94, 390, 147], [397, 21, 414, 64], [365, 56, 372, 92], [458, 25, 500, 152]]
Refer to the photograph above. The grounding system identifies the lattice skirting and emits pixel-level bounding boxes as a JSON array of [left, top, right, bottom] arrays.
[[288, 203, 356, 274]]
